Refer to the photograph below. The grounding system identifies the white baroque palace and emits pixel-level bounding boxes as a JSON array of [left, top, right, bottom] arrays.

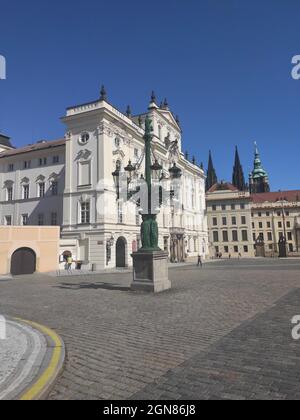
[[0, 91, 208, 270]]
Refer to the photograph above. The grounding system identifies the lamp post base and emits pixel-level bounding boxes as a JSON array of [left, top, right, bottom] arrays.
[[131, 250, 170, 293]]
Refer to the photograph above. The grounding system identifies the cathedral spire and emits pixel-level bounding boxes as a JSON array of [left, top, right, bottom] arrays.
[[249, 142, 270, 194], [232, 146, 246, 191], [206, 151, 218, 191]]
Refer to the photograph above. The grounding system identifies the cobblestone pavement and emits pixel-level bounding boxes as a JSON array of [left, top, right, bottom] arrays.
[[0, 259, 299, 400]]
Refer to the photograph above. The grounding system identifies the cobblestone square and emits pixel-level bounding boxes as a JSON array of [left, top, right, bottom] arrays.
[[0, 259, 300, 400]]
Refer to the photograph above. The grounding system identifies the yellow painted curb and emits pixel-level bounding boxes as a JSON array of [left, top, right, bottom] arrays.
[[14, 318, 64, 401]]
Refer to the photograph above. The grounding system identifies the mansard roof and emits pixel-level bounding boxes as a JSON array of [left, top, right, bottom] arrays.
[[0, 138, 65, 158]]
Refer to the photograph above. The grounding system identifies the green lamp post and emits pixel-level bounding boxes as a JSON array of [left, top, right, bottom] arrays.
[[129, 115, 181, 292]]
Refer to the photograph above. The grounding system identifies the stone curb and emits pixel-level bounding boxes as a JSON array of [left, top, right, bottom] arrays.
[[0, 318, 65, 400]]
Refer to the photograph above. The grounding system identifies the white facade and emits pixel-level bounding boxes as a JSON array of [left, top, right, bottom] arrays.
[[0, 93, 208, 270], [0, 139, 65, 228]]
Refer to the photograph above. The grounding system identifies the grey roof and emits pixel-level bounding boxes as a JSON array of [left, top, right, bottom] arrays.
[[0, 134, 14, 148]]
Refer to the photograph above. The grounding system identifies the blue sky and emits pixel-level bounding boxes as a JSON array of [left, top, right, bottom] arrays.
[[0, 0, 299, 190]]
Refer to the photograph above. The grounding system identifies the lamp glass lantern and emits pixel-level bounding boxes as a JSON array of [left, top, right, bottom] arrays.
[[150, 159, 163, 181], [169, 162, 182, 179]]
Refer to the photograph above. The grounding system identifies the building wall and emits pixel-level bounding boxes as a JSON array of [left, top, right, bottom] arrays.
[[0, 145, 65, 227], [61, 99, 208, 269], [0, 226, 60, 275], [251, 202, 300, 255], [206, 190, 255, 258]]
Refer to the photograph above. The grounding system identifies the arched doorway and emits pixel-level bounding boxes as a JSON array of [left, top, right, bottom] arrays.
[[11, 248, 36, 276], [116, 237, 127, 267]]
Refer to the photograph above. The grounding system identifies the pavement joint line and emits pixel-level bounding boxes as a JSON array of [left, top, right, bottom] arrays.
[[13, 318, 65, 401]]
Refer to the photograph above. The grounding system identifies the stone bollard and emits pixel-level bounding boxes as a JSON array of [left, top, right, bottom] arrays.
[[0, 315, 6, 340]]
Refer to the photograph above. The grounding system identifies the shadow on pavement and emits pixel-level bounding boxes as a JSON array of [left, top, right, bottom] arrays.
[[55, 281, 131, 292]]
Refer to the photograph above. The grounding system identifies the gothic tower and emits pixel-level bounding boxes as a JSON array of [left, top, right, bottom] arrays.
[[206, 151, 218, 191], [232, 146, 246, 191], [249, 142, 270, 194]]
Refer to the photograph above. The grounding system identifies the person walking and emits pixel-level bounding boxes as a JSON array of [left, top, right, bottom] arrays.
[[67, 255, 73, 271], [197, 255, 203, 267]]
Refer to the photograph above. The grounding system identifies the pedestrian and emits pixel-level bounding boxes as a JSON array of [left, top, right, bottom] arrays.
[[197, 255, 203, 267], [238, 252, 242, 259], [67, 255, 73, 271]]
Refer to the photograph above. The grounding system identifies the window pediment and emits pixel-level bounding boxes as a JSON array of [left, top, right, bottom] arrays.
[[21, 177, 29, 185]]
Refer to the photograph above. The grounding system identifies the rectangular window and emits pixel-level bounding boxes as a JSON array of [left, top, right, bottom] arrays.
[[232, 216, 237, 225], [258, 212, 262, 217], [222, 217, 227, 226], [23, 185, 29, 200], [240, 204, 245, 210], [5, 215, 12, 226], [39, 157, 47, 166], [278, 221, 282, 228], [243, 246, 249, 253], [242, 230, 248, 241], [241, 216, 246, 225], [252, 222, 255, 229], [289, 243, 293, 252], [213, 217, 218, 226], [267, 232, 273, 241], [51, 212, 58, 226], [81, 202, 90, 224], [8, 163, 14, 172], [38, 213, 44, 225], [212, 205, 217, 211], [221, 205, 226, 211], [39, 182, 45, 198], [224, 246, 229, 253], [259, 232, 264, 241], [213, 231, 219, 242], [267, 222, 271, 228], [231, 204, 235, 210], [222, 231, 228, 242], [51, 181, 58, 196], [22, 214, 28, 226], [266, 212, 270, 217], [288, 232, 292, 241], [259, 222, 263, 229], [52, 155, 59, 164], [7, 187, 13, 202], [23, 160, 31, 169], [234, 246, 239, 253], [253, 233, 256, 241], [287, 221, 291, 228], [232, 230, 238, 242]]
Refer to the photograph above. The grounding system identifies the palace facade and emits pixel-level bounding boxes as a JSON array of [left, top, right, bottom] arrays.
[[0, 90, 208, 271], [206, 146, 300, 258]]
